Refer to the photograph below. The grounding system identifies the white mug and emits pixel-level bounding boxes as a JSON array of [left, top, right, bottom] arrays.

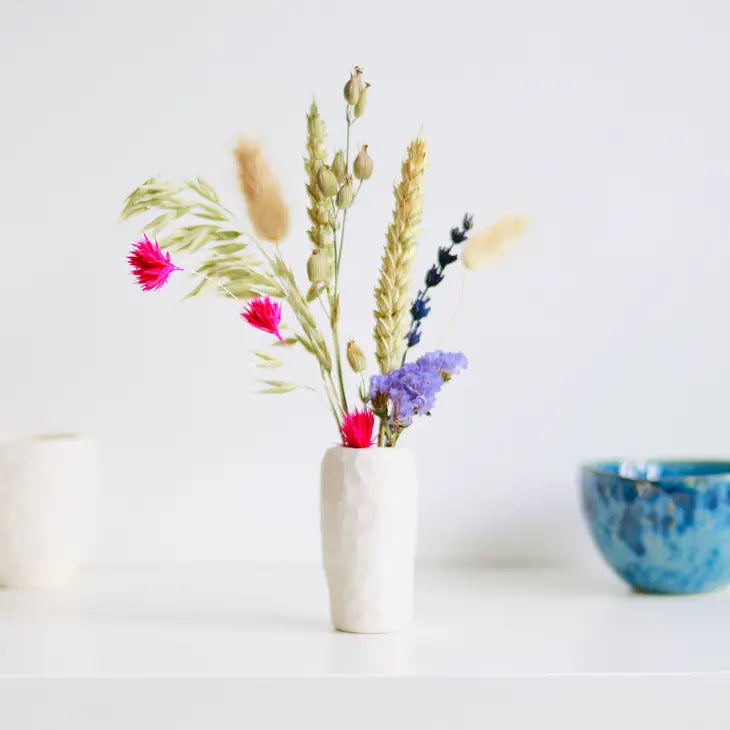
[[0, 434, 94, 587]]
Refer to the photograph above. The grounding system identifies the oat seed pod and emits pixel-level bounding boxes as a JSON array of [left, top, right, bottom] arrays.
[[353, 145, 373, 181], [317, 165, 339, 198], [346, 340, 367, 373], [354, 83, 370, 118], [343, 69, 363, 105], [336, 179, 354, 209], [331, 150, 346, 183], [307, 250, 331, 283]]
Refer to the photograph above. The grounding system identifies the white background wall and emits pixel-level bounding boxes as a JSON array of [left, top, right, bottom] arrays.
[[2, 0, 729, 568]]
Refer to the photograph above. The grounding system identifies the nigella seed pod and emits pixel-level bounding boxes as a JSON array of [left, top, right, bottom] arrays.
[[353, 145, 373, 181], [316, 165, 339, 198], [331, 150, 347, 183], [354, 82, 370, 118], [346, 340, 367, 373], [307, 250, 331, 283], [336, 179, 354, 209], [438, 246, 458, 268], [343, 69, 363, 105], [425, 265, 444, 287]]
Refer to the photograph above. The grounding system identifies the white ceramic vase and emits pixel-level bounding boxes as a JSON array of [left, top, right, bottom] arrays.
[[0, 435, 94, 588], [320, 445, 418, 633]]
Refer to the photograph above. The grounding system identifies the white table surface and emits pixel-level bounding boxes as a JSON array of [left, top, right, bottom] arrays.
[[1, 565, 728, 729]]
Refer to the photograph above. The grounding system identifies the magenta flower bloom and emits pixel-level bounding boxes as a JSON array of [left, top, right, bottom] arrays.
[[241, 295, 285, 342], [340, 409, 375, 448], [128, 234, 182, 291]]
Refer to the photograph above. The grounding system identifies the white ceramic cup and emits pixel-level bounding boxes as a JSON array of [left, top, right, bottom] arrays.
[[0, 434, 94, 587]]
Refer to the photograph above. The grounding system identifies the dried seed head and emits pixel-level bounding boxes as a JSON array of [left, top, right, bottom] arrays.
[[346, 340, 367, 373], [305, 282, 323, 302], [308, 114, 325, 141], [306, 250, 332, 283], [336, 178, 354, 209], [316, 165, 339, 198], [354, 82, 370, 118], [331, 150, 347, 183], [353, 145, 374, 181], [343, 68, 364, 105], [462, 215, 529, 270], [373, 136, 428, 374], [234, 138, 290, 243]]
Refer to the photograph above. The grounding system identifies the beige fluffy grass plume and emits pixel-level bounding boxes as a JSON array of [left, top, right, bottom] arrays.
[[234, 138, 290, 243], [462, 215, 528, 270], [373, 136, 428, 374]]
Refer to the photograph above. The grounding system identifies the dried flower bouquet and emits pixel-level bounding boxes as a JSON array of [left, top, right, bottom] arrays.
[[122, 67, 526, 448]]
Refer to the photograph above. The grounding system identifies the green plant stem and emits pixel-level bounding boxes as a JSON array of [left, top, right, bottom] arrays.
[[188, 270, 241, 303], [331, 317, 349, 411], [251, 239, 342, 426], [326, 106, 356, 414], [438, 267, 467, 347], [192, 270, 340, 430], [319, 363, 343, 427]]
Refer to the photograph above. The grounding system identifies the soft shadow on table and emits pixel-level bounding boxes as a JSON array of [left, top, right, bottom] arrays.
[[33, 600, 331, 634], [421, 564, 627, 598]]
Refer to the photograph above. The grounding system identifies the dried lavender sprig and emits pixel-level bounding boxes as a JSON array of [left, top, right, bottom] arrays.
[[403, 213, 473, 362]]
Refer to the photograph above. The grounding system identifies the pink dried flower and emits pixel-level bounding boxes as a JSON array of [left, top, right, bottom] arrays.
[[128, 234, 182, 291], [340, 409, 375, 449], [241, 295, 285, 342]]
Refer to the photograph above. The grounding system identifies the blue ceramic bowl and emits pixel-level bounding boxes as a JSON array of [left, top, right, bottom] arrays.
[[581, 460, 730, 594]]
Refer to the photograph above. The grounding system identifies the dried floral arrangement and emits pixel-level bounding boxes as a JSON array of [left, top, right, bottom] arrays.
[[122, 67, 526, 448]]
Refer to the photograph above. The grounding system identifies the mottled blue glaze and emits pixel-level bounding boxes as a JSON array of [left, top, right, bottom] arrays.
[[581, 460, 730, 594]]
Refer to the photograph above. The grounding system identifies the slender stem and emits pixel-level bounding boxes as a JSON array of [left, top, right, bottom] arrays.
[[188, 270, 241, 303], [438, 268, 467, 347], [319, 363, 343, 428], [331, 325, 348, 411], [190, 269, 339, 429], [335, 113, 353, 278], [350, 180, 364, 207], [193, 183, 345, 427], [329, 107, 356, 411], [252, 239, 341, 421], [316, 292, 330, 319]]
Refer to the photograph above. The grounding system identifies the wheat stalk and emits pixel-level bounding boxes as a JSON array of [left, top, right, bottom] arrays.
[[373, 136, 428, 374]]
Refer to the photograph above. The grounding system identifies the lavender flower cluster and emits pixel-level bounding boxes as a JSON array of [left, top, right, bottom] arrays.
[[405, 214, 473, 350], [370, 351, 468, 428]]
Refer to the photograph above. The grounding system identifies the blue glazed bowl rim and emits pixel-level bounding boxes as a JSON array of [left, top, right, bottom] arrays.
[[581, 458, 730, 490]]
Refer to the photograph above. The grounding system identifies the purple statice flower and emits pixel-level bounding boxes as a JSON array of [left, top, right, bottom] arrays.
[[369, 351, 468, 428], [416, 350, 468, 378]]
